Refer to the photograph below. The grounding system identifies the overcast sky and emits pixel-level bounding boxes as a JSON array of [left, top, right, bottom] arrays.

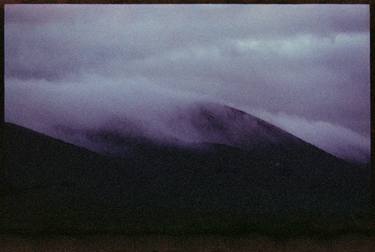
[[4, 4, 370, 162]]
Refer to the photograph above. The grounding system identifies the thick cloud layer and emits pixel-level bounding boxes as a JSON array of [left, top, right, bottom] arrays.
[[4, 4, 370, 162]]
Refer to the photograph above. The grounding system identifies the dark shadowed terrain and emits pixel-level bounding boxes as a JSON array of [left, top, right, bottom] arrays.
[[1, 104, 371, 237]]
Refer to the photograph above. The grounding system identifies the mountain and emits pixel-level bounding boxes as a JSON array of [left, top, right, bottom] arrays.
[[1, 103, 371, 234], [52, 102, 359, 161]]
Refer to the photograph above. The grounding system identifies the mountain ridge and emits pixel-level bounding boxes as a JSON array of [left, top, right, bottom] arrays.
[[44, 102, 356, 166], [1, 103, 370, 234]]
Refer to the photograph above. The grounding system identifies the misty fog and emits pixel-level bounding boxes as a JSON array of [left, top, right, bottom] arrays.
[[4, 4, 370, 163]]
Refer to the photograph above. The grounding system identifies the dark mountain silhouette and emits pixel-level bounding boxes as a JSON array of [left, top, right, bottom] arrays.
[[1, 103, 370, 234]]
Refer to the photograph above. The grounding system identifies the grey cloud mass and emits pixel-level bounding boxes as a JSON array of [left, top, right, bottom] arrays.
[[4, 4, 370, 162]]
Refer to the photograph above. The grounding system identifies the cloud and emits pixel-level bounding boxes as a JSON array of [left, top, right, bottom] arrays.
[[4, 75, 214, 144], [240, 107, 370, 163], [5, 74, 370, 163], [4, 4, 370, 162]]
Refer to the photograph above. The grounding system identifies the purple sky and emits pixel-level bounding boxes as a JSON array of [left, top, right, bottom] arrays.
[[4, 4, 370, 162]]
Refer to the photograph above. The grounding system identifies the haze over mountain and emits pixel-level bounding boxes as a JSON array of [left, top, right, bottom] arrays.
[[5, 78, 370, 163], [52, 101, 340, 160]]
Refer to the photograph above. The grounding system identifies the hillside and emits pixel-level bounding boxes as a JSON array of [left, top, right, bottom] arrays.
[[1, 104, 371, 235]]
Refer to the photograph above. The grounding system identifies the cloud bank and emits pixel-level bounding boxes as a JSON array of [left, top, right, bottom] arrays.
[[4, 4, 370, 163]]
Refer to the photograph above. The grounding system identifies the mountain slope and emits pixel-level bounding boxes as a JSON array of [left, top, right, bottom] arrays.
[[1, 103, 370, 234]]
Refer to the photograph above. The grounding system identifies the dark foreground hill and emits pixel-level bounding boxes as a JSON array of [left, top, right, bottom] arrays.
[[1, 105, 371, 236]]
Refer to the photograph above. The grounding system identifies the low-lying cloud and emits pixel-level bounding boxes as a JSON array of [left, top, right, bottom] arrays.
[[5, 75, 370, 163], [241, 107, 370, 163], [4, 4, 370, 163]]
